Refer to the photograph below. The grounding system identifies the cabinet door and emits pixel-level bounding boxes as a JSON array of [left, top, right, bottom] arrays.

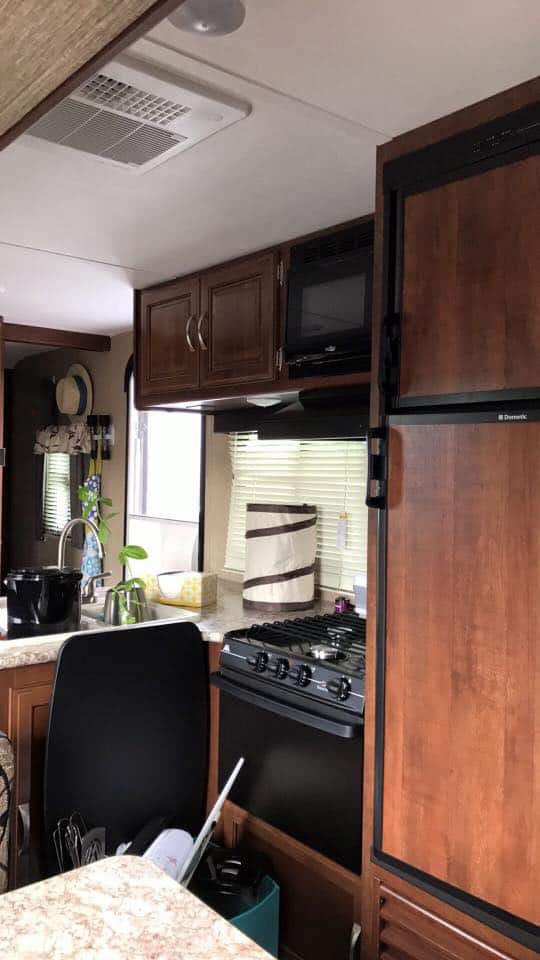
[[374, 413, 539, 944], [199, 252, 278, 389], [5, 667, 54, 889], [382, 108, 540, 406], [223, 801, 360, 960], [136, 277, 199, 402]]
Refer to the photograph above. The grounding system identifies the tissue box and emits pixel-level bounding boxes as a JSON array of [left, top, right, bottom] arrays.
[[156, 572, 218, 608], [178, 572, 217, 608]]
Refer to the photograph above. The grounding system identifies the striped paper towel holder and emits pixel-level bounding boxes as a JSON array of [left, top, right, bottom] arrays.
[[243, 503, 317, 612]]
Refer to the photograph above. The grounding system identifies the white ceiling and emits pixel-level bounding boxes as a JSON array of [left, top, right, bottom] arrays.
[[0, 0, 538, 334]]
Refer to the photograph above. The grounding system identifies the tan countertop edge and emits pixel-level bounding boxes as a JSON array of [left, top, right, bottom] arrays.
[[0, 580, 334, 671], [0, 855, 273, 960]]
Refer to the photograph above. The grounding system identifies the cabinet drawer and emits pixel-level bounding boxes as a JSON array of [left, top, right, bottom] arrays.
[[379, 887, 520, 960]]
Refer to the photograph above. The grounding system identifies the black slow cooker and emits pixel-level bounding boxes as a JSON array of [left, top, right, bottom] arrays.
[[4, 567, 83, 639]]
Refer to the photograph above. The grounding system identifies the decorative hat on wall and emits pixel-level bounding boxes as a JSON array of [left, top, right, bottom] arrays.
[[56, 364, 93, 419]]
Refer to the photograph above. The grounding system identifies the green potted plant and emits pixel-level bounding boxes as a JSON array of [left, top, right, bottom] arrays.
[[78, 486, 149, 625]]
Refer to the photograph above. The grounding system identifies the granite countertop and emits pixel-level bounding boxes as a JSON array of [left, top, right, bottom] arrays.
[[0, 580, 334, 671], [0, 855, 273, 959]]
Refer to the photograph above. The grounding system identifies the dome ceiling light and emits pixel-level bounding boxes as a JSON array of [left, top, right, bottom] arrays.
[[168, 0, 246, 37]]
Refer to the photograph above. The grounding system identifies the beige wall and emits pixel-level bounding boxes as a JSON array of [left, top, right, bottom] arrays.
[[9, 331, 132, 583], [203, 418, 233, 576]]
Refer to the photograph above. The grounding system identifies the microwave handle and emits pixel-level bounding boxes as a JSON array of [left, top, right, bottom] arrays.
[[210, 672, 363, 739]]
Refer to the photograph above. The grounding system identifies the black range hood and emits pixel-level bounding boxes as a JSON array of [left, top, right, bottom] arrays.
[[214, 386, 370, 440]]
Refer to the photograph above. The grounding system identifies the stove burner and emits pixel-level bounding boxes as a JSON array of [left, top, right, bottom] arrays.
[[310, 644, 345, 661]]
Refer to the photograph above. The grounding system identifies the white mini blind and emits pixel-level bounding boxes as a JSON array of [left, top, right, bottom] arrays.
[[225, 433, 367, 592], [42, 453, 71, 536]]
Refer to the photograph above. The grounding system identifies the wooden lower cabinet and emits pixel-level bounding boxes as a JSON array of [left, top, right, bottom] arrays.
[[222, 800, 361, 960], [0, 662, 54, 890], [372, 881, 535, 960]]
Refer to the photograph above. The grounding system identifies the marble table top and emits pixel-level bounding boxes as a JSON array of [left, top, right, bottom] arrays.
[[0, 856, 273, 959]]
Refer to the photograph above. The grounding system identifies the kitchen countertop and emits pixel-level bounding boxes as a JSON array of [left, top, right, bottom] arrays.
[[0, 855, 273, 960], [0, 580, 334, 671]]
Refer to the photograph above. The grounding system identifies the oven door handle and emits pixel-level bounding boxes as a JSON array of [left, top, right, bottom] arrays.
[[211, 672, 363, 739]]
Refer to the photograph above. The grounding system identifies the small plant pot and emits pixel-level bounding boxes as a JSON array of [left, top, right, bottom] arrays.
[[103, 586, 149, 626]]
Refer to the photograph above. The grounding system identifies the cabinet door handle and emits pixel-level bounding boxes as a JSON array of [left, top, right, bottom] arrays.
[[185, 315, 196, 352], [197, 313, 208, 351], [17, 802, 30, 856]]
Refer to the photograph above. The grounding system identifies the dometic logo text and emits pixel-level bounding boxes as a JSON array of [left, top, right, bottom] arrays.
[[497, 413, 528, 422]]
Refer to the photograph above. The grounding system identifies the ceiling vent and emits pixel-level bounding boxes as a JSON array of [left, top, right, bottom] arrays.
[[25, 55, 250, 173]]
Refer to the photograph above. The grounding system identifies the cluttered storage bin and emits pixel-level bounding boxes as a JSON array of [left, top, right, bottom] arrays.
[[192, 848, 279, 957]]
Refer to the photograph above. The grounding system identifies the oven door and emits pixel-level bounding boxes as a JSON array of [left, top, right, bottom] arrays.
[[214, 673, 363, 874], [285, 248, 372, 361]]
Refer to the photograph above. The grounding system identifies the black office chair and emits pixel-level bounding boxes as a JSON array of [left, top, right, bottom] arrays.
[[43, 622, 209, 875]]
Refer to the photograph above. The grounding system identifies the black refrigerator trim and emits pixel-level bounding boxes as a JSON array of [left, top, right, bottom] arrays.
[[380, 100, 540, 411], [370, 409, 540, 952]]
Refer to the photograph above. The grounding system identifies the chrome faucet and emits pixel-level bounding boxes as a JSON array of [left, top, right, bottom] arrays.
[[57, 519, 111, 602]]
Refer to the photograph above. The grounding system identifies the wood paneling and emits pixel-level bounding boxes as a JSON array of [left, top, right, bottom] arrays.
[[382, 421, 539, 923], [206, 642, 221, 813], [3, 323, 111, 352], [136, 277, 200, 402], [400, 155, 540, 400], [199, 252, 278, 388], [223, 800, 360, 960], [0, 0, 183, 150]]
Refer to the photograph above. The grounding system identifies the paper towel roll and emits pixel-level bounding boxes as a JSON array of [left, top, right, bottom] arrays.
[[243, 503, 317, 612]]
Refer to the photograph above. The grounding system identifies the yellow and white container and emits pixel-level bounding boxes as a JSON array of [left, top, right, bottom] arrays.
[[156, 570, 217, 608]]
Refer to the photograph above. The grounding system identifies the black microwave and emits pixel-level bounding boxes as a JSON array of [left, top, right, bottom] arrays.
[[285, 221, 373, 376]]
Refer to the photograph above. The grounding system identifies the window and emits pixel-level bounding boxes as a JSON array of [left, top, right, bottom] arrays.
[[42, 453, 71, 536], [225, 433, 367, 592], [126, 374, 203, 575]]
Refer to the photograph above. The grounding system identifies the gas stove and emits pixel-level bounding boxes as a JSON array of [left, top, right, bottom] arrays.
[[218, 610, 366, 716]]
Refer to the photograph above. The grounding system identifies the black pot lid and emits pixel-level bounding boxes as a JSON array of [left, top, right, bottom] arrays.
[[6, 566, 83, 581]]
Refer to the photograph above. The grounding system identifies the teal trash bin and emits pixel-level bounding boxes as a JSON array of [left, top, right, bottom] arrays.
[[230, 875, 279, 957], [191, 848, 280, 958]]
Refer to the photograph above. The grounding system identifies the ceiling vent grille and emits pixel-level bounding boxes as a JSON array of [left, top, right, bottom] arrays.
[[25, 55, 250, 173]]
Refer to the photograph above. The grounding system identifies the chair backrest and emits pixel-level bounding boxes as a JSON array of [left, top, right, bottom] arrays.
[[44, 621, 209, 875], [0, 732, 14, 893]]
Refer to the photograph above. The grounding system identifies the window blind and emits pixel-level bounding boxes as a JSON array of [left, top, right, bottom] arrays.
[[42, 453, 71, 537], [225, 433, 367, 592]]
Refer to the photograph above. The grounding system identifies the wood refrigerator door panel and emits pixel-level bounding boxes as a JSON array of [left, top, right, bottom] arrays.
[[399, 153, 540, 402], [381, 418, 539, 924]]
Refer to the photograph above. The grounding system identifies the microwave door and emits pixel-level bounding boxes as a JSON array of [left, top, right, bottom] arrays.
[[286, 251, 372, 358]]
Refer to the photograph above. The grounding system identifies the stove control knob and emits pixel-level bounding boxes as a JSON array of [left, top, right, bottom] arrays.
[[247, 652, 268, 673], [290, 664, 312, 687], [327, 677, 351, 701], [268, 657, 289, 680]]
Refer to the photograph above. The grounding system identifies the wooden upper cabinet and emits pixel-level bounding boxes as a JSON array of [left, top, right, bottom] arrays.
[[199, 252, 278, 388], [136, 277, 200, 402], [377, 413, 539, 934], [399, 155, 540, 402]]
